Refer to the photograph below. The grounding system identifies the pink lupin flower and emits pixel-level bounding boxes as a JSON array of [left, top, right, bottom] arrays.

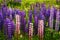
[[38, 20, 44, 40], [15, 14, 20, 39], [29, 23, 33, 40]]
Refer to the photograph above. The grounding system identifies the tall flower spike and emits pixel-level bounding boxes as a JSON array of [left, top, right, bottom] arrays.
[[29, 10, 32, 22], [34, 16, 38, 35], [41, 3, 46, 16], [7, 7, 13, 20], [46, 7, 50, 19], [38, 11, 45, 20], [55, 9, 60, 31], [15, 14, 20, 40], [38, 20, 44, 40], [0, 10, 3, 31], [2, 5, 7, 19], [49, 6, 54, 29], [29, 23, 33, 40], [4, 18, 13, 40]]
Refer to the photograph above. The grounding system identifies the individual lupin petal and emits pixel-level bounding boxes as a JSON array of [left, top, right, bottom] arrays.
[[55, 9, 60, 31]]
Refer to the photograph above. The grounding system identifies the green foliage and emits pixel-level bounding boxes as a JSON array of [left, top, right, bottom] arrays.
[[44, 28, 60, 40], [0, 31, 5, 40]]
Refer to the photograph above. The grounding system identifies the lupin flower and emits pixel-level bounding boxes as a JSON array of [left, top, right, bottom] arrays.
[[38, 11, 45, 20], [11, 20, 15, 35], [0, 10, 4, 31], [34, 16, 38, 26], [23, 18, 26, 33], [46, 7, 50, 19], [54, 7, 57, 19], [33, 7, 37, 16], [20, 10, 26, 23], [36, 2, 40, 7], [29, 23, 33, 40], [38, 20, 44, 40], [41, 3, 46, 16], [20, 11, 26, 33], [49, 6, 54, 29], [28, 20, 30, 33], [4, 18, 13, 40], [1, 5, 7, 19], [55, 9, 60, 31], [29, 10, 32, 22], [7, 7, 13, 20], [34, 16, 38, 35]]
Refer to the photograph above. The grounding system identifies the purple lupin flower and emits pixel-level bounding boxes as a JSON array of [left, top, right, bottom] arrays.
[[23, 18, 26, 33], [1, 5, 7, 19], [38, 11, 45, 20], [59, 10, 60, 21], [49, 6, 54, 29], [20, 11, 26, 33], [28, 10, 32, 22], [7, 7, 13, 20], [12, 9, 15, 19], [53, 7, 57, 19], [40, 3, 46, 16], [36, 2, 40, 7], [34, 16, 38, 35], [33, 7, 37, 16], [28, 20, 30, 33], [46, 7, 50, 19], [4, 18, 9, 35], [0, 10, 4, 31], [20, 10, 25, 23], [11, 20, 15, 35], [4, 18, 13, 40], [55, 9, 60, 31], [45, 7, 50, 27]]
